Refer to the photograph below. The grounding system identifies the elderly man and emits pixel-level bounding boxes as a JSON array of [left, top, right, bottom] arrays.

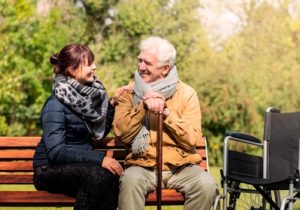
[[113, 36, 216, 210]]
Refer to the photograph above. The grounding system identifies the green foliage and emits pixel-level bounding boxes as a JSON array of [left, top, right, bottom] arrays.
[[198, 2, 300, 165], [117, 0, 160, 36], [0, 0, 88, 135], [1, 0, 300, 166], [100, 33, 131, 62]]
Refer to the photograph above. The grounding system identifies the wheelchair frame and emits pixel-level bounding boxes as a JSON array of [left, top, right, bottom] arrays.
[[213, 107, 300, 210]]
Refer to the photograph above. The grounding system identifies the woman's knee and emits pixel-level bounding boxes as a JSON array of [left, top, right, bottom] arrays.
[[82, 165, 118, 186]]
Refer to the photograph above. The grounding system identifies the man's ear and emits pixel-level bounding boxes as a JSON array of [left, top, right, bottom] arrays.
[[162, 64, 171, 76]]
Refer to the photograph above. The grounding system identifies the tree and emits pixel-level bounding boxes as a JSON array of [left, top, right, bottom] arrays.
[[0, 0, 88, 135], [201, 1, 300, 165]]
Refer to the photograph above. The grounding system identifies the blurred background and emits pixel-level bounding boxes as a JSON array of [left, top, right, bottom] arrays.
[[1, 0, 300, 167]]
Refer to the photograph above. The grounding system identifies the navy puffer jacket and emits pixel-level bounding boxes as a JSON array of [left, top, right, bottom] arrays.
[[33, 95, 114, 168]]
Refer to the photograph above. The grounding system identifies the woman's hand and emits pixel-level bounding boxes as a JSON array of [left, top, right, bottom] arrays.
[[102, 156, 124, 176], [110, 84, 133, 107]]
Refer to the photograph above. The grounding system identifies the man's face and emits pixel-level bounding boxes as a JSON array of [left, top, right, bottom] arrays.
[[137, 50, 169, 83]]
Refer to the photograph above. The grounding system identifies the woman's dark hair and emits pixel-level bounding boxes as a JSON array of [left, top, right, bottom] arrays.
[[50, 44, 95, 75]]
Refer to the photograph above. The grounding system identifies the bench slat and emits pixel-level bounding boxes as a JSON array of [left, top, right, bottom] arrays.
[[0, 136, 206, 148], [0, 150, 129, 161], [0, 160, 207, 172], [0, 150, 207, 161], [0, 150, 35, 159], [197, 149, 206, 157], [200, 160, 207, 170], [0, 175, 33, 184], [0, 137, 40, 148], [0, 162, 33, 171], [93, 137, 127, 148], [146, 189, 184, 205], [0, 191, 74, 206], [0, 190, 185, 206], [0, 137, 125, 148]]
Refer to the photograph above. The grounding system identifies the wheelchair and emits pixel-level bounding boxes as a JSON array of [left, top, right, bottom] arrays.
[[213, 107, 300, 210]]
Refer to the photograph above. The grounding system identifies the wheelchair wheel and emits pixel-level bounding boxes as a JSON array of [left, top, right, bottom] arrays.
[[226, 181, 280, 210]]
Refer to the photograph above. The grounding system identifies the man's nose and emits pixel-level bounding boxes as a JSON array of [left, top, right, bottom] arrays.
[[138, 61, 146, 70]]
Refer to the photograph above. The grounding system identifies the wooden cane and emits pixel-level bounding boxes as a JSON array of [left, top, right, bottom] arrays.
[[156, 113, 163, 210]]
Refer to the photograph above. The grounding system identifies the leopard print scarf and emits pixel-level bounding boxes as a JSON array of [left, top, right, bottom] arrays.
[[54, 74, 108, 140]]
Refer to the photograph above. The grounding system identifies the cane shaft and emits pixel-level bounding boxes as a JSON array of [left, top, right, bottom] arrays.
[[156, 113, 163, 210]]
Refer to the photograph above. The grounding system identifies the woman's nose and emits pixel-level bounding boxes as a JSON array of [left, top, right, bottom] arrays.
[[91, 63, 96, 70]]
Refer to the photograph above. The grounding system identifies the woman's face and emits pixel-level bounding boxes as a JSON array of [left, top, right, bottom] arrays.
[[70, 59, 96, 84]]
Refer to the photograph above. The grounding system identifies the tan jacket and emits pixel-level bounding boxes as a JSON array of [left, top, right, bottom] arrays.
[[113, 81, 202, 171]]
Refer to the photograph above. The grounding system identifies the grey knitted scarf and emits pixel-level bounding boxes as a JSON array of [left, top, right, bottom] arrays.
[[132, 65, 179, 154], [53, 74, 109, 140]]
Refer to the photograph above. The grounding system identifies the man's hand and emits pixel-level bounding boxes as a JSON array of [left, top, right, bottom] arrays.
[[102, 156, 124, 176], [143, 91, 165, 114]]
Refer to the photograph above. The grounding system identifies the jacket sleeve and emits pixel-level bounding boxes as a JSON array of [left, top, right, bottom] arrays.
[[113, 92, 146, 145], [164, 88, 202, 152], [41, 98, 105, 165], [102, 103, 115, 138]]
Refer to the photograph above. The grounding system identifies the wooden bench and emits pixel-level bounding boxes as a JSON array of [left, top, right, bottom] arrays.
[[0, 136, 208, 207]]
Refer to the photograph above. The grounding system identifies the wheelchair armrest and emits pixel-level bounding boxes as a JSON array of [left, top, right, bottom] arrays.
[[223, 132, 263, 178], [225, 131, 261, 144]]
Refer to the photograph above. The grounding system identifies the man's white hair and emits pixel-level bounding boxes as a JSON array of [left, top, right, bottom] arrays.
[[139, 36, 176, 67]]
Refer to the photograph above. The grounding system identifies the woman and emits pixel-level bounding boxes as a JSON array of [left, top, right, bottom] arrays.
[[33, 44, 125, 210]]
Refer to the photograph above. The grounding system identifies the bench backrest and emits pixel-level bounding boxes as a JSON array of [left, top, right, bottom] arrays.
[[0, 136, 208, 185]]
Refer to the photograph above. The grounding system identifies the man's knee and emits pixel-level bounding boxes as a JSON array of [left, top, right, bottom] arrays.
[[193, 173, 217, 195], [119, 168, 146, 190], [198, 173, 217, 196]]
